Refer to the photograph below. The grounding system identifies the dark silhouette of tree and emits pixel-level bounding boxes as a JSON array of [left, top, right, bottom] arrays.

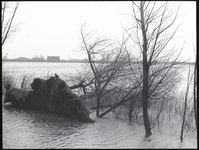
[[127, 1, 182, 138]]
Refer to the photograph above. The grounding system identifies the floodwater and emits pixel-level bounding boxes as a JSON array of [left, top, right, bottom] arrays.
[[2, 62, 144, 148], [2, 62, 195, 148], [2, 105, 146, 149]]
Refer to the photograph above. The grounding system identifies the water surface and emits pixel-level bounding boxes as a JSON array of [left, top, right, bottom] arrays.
[[3, 105, 145, 149], [2, 62, 195, 148]]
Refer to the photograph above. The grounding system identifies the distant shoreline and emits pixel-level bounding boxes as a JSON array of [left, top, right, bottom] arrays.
[[2, 59, 89, 63], [2, 59, 195, 65]]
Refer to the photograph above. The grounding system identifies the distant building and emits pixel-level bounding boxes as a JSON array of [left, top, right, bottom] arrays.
[[17, 57, 30, 61], [47, 56, 60, 62], [31, 57, 45, 61]]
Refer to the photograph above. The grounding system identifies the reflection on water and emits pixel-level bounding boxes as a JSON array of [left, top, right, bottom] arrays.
[[3, 105, 145, 149]]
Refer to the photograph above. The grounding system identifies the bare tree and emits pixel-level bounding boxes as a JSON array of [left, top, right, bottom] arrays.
[[127, 1, 183, 138], [180, 65, 194, 142], [80, 24, 129, 117], [1, 1, 19, 46]]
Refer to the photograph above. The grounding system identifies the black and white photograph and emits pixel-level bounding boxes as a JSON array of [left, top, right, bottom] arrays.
[[2, 1, 197, 149]]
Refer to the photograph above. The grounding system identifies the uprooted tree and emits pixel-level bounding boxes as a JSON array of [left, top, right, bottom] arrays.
[[4, 75, 95, 123]]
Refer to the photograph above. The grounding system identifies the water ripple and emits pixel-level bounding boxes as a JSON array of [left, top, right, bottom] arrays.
[[3, 106, 147, 148]]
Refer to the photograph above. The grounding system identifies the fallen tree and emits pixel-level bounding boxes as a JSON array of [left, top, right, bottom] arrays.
[[4, 75, 95, 123], [98, 82, 142, 118]]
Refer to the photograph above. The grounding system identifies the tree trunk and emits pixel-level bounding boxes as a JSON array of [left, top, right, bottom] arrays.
[[128, 101, 133, 122], [142, 58, 152, 137], [193, 58, 197, 129], [96, 75, 101, 117], [140, 1, 152, 138], [96, 95, 100, 117], [180, 65, 192, 142]]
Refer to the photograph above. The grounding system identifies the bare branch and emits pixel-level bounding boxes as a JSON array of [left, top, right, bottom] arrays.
[[2, 2, 19, 46]]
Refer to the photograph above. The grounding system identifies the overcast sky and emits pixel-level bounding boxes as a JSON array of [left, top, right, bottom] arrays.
[[2, 1, 196, 62]]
